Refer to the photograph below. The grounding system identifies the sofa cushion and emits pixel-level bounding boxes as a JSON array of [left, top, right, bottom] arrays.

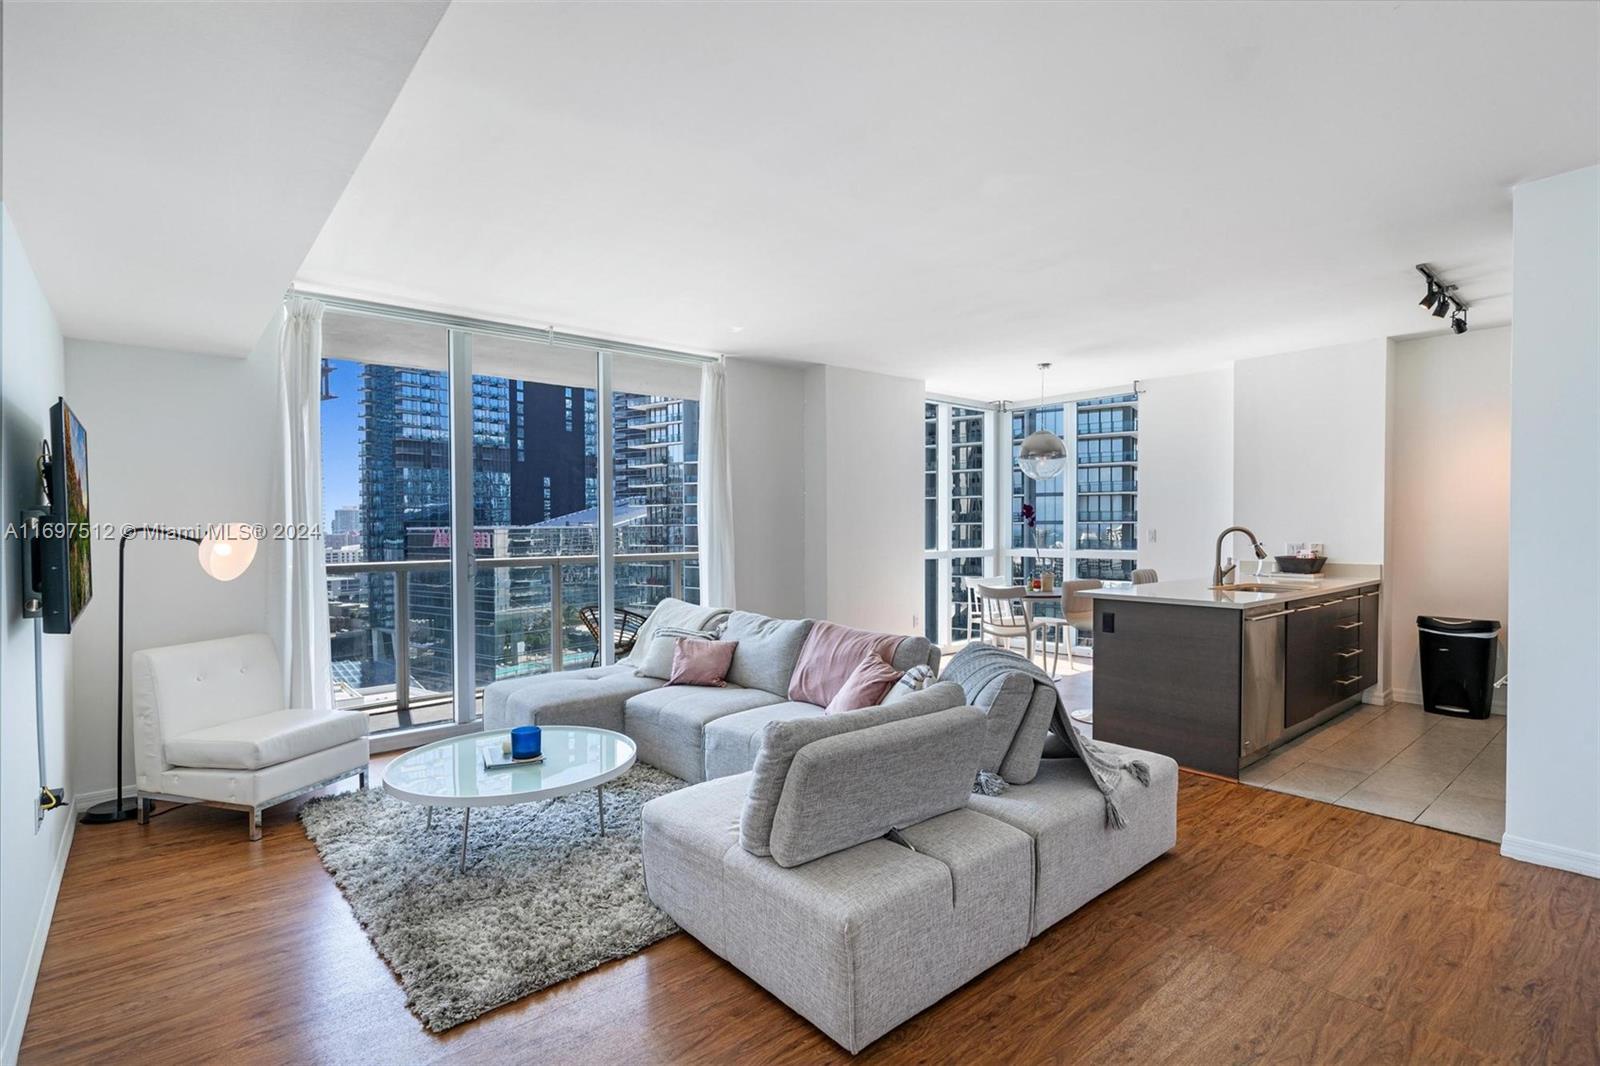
[[999, 681, 1061, 783], [163, 707, 369, 771], [482, 665, 662, 734], [640, 771, 748, 957], [624, 684, 784, 783], [787, 621, 903, 706], [721, 612, 815, 696], [739, 680, 966, 856], [888, 634, 939, 674], [967, 671, 1037, 777], [622, 598, 732, 667], [718, 808, 1032, 1053], [702, 701, 826, 780], [968, 744, 1179, 936], [768, 707, 985, 867]]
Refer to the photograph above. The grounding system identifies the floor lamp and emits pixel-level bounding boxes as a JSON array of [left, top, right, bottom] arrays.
[[80, 523, 258, 824]]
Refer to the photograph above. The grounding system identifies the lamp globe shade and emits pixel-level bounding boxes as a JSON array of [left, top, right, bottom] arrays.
[[1017, 429, 1069, 480], [197, 523, 259, 581]]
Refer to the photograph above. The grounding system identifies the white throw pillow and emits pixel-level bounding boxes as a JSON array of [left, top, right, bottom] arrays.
[[635, 626, 720, 680], [883, 663, 935, 703]]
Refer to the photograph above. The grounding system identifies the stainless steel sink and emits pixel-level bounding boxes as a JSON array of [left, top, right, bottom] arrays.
[[1214, 583, 1303, 593]]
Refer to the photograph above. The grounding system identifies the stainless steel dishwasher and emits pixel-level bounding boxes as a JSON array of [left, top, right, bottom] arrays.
[[1240, 603, 1290, 766]]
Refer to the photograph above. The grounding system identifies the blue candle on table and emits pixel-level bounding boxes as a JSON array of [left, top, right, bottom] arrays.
[[511, 725, 541, 760]]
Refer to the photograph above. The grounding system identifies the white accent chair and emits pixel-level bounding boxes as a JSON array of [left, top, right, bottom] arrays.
[[131, 633, 370, 840]]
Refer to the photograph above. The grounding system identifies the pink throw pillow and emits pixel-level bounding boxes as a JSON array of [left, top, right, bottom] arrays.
[[825, 656, 904, 713], [788, 621, 906, 707], [667, 638, 738, 687]]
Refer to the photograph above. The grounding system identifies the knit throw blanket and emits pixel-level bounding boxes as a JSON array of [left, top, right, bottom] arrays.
[[942, 642, 1151, 829]]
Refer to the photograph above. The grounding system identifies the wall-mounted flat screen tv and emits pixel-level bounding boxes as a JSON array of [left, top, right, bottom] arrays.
[[42, 397, 93, 633]]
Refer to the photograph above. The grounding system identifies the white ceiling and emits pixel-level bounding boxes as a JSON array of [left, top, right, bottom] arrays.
[[8, 3, 1596, 398], [296, 1, 1598, 399], [2, 0, 446, 355]]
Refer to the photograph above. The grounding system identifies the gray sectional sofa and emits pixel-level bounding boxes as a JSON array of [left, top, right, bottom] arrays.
[[481, 601, 1178, 1054]]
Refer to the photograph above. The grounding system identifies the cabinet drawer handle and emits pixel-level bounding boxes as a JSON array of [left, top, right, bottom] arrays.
[[1336, 621, 1363, 630], [1363, 591, 1380, 598], [1336, 676, 1362, 687], [1336, 648, 1361, 659]]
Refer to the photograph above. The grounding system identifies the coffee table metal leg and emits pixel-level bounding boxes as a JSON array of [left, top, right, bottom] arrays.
[[459, 807, 471, 872], [426, 806, 434, 830], [597, 785, 606, 836]]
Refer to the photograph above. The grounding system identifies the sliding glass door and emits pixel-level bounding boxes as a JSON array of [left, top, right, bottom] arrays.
[[318, 301, 710, 737], [321, 311, 456, 731]]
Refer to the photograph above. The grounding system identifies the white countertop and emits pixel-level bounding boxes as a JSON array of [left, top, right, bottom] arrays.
[[1084, 564, 1381, 610]]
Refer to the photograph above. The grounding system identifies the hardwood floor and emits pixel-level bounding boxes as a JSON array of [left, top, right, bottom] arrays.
[[21, 767, 1599, 1065]]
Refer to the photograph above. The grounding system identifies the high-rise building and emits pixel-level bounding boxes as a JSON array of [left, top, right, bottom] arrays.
[[1073, 393, 1138, 580], [613, 393, 699, 605], [347, 363, 697, 704], [331, 505, 360, 535]]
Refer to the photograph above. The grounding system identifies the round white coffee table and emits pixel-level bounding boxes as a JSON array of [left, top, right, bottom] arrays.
[[383, 726, 637, 871]]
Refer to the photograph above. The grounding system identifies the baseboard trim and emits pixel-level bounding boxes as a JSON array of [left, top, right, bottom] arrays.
[[1362, 687, 1393, 706], [3, 799, 78, 1065], [70, 784, 138, 809], [1500, 833, 1600, 879]]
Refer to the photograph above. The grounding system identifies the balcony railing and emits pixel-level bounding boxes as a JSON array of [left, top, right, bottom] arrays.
[[327, 550, 696, 728]]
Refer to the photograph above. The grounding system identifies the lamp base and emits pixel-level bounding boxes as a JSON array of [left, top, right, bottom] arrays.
[[79, 797, 146, 824]]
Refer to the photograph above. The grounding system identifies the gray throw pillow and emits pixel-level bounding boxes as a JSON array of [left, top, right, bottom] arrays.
[[634, 626, 720, 681], [721, 611, 815, 696]]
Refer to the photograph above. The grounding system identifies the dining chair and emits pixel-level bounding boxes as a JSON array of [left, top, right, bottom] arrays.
[[959, 574, 1008, 642], [973, 583, 1039, 660], [1033, 579, 1102, 675], [1131, 568, 1159, 585]]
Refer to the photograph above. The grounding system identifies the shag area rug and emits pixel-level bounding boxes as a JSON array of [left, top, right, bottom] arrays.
[[300, 764, 686, 1032]]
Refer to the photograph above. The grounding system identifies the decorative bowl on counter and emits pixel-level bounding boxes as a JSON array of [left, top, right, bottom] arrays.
[[1275, 555, 1327, 574]]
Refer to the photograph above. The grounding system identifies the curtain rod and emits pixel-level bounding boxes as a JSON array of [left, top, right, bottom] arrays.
[[286, 288, 720, 367]]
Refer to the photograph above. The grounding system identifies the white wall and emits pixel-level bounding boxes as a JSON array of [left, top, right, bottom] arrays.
[[1503, 165, 1600, 878], [1137, 366, 1234, 582], [63, 331, 279, 802], [1233, 339, 1391, 563], [1385, 327, 1511, 707], [802, 365, 924, 634], [1, 207, 74, 1063], [724, 357, 806, 618]]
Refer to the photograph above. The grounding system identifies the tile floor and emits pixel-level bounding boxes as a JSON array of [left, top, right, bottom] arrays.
[[1239, 702, 1506, 842]]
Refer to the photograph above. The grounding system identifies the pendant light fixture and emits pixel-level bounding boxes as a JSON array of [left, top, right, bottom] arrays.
[[1017, 362, 1069, 481]]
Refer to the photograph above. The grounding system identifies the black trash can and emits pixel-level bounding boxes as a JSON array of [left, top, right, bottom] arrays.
[[1417, 616, 1501, 718]]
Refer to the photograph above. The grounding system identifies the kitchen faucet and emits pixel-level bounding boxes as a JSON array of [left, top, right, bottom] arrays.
[[1212, 526, 1269, 587]]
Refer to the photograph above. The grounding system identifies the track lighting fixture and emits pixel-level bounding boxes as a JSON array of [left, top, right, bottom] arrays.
[[1415, 264, 1468, 333]]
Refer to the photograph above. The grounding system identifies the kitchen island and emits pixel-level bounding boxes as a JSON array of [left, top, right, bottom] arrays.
[[1084, 567, 1381, 778]]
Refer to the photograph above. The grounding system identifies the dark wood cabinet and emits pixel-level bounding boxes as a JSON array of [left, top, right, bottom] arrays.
[[1285, 588, 1378, 728], [1285, 601, 1336, 728], [1092, 581, 1381, 779], [1357, 589, 1380, 688]]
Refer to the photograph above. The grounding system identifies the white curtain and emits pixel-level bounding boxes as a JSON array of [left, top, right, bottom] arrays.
[[271, 296, 334, 708], [697, 357, 737, 609]]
